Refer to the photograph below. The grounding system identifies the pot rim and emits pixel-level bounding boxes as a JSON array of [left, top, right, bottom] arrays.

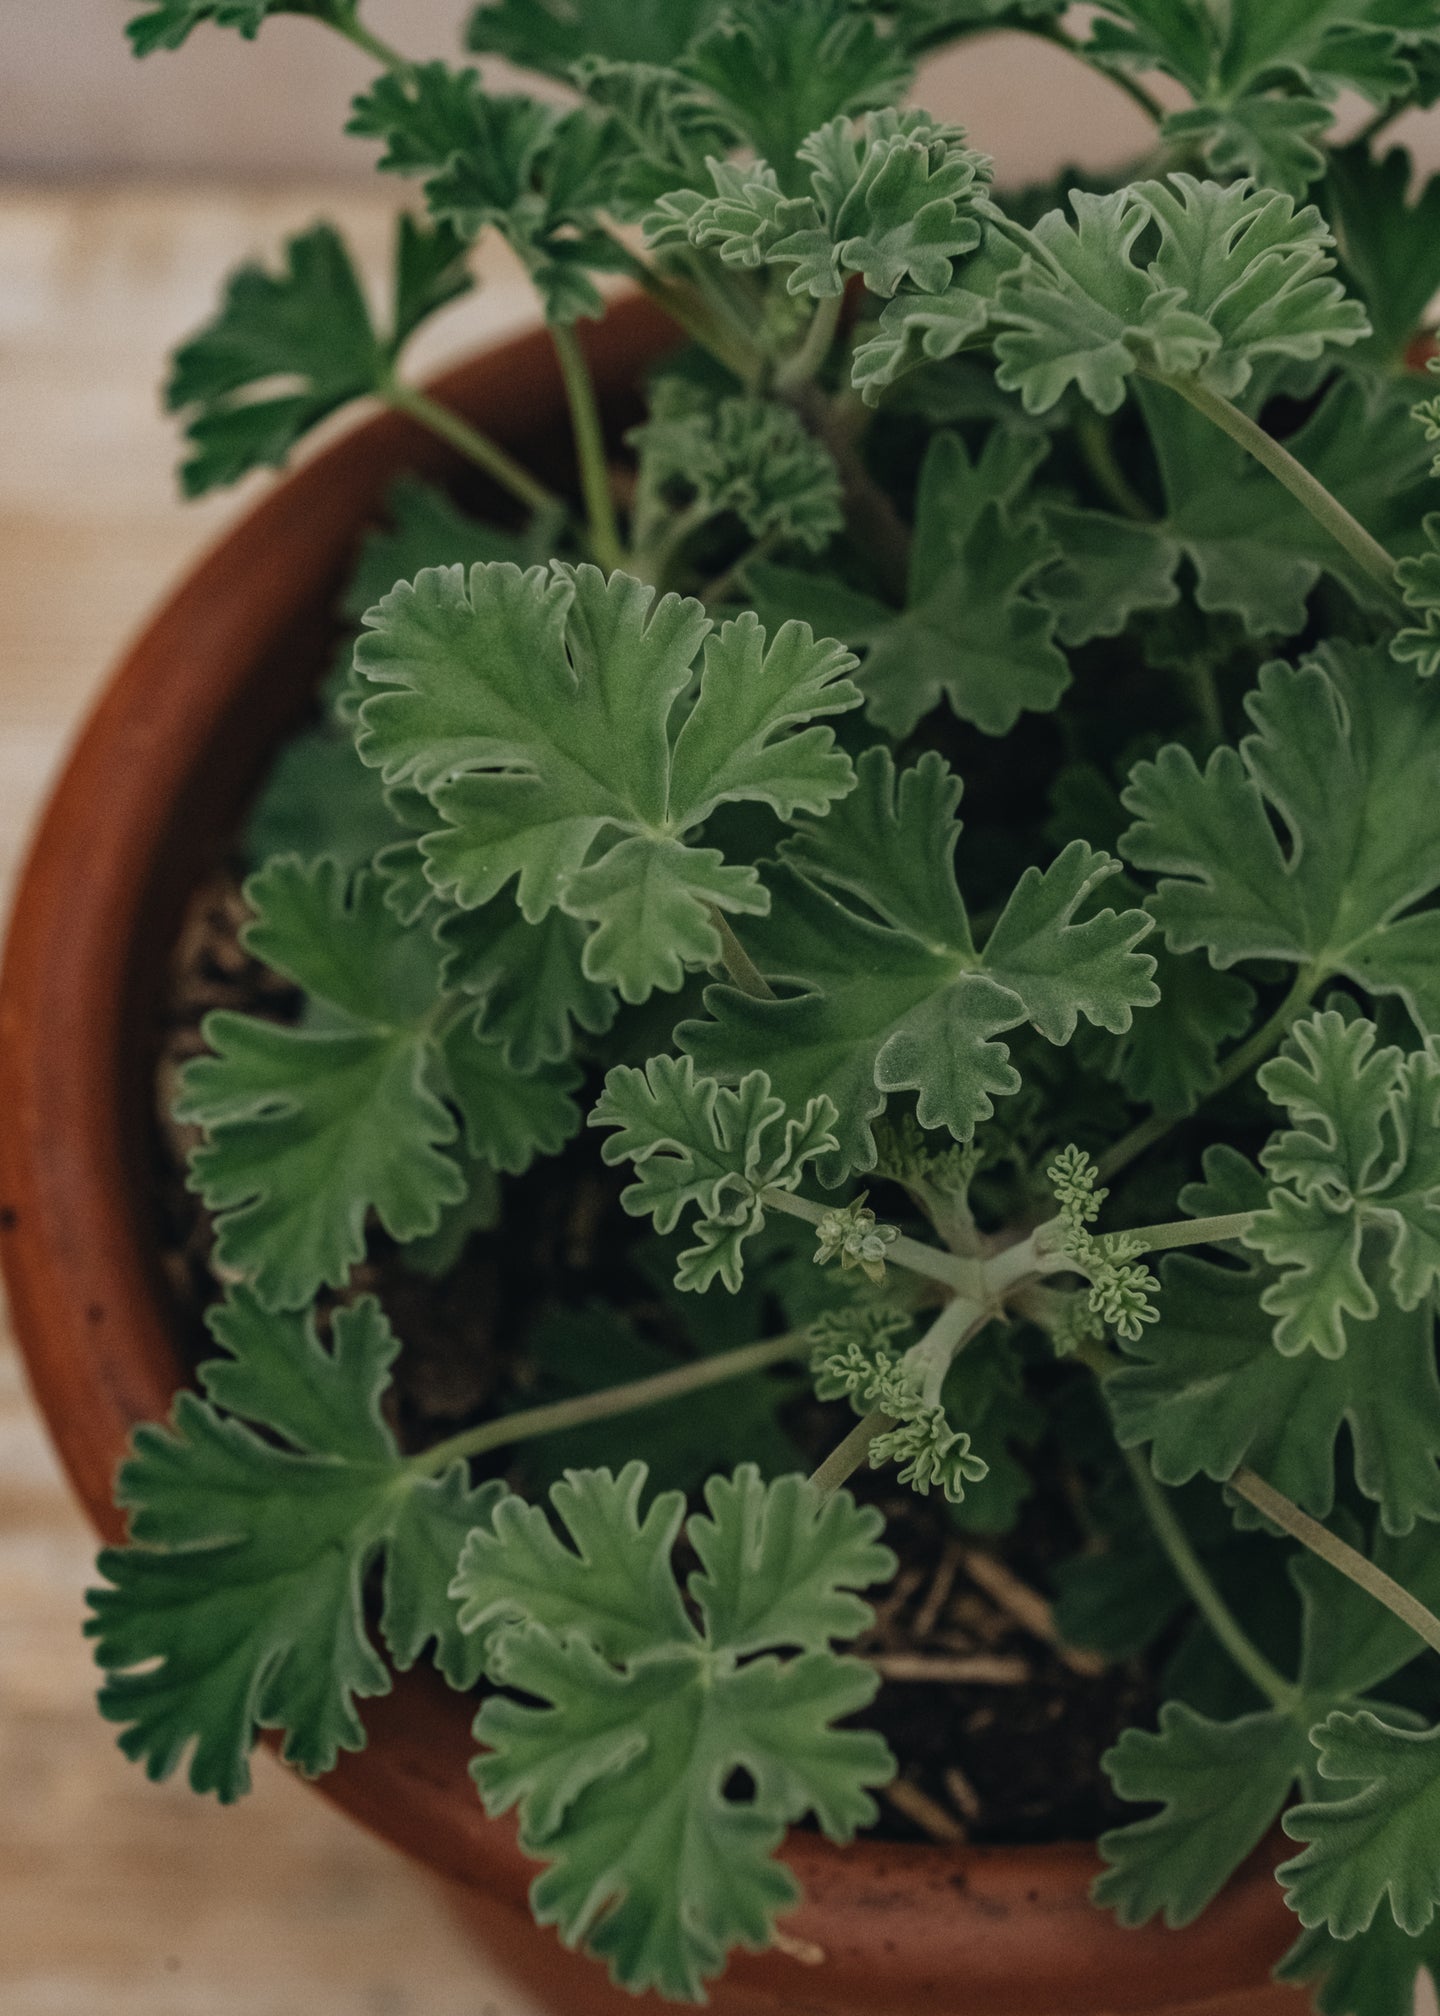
[[0, 294, 1299, 2012]]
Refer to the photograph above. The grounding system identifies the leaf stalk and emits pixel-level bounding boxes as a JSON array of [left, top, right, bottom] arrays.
[[551, 322, 625, 574]]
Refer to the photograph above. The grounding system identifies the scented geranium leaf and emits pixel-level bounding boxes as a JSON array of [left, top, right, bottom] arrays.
[[590, 1056, 839, 1291], [568, 56, 737, 216], [166, 218, 471, 495], [1323, 144, 1440, 366], [1281, 1713, 1440, 1937], [245, 723, 401, 875], [1121, 644, 1440, 1034], [1105, 1147, 1440, 1535], [177, 859, 463, 1309], [350, 69, 621, 322], [1278, 1916, 1440, 2016], [1394, 512, 1440, 679], [341, 478, 545, 624], [1293, 1522, 1440, 1704], [126, 0, 337, 53], [1130, 373, 1439, 637], [1161, 97, 1332, 202], [459, 1463, 894, 2001], [353, 563, 860, 1003], [628, 379, 842, 554], [1095, 1702, 1312, 1929], [680, 0, 912, 175], [989, 176, 1366, 417], [1099, 948, 1257, 1117], [661, 108, 991, 300], [1033, 505, 1181, 647], [87, 1293, 505, 1799], [439, 1015, 582, 1175], [810, 431, 1069, 737], [1244, 1014, 1440, 1356], [683, 748, 1155, 1178], [466, 0, 719, 74], [437, 892, 617, 1072]]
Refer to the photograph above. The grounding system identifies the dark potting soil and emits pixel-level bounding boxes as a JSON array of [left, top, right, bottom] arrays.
[[151, 866, 1160, 1850]]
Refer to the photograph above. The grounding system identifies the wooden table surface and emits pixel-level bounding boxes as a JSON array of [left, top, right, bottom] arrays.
[[0, 182, 545, 2016]]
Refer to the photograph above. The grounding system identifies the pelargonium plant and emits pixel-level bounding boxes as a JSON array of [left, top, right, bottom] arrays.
[[94, 0, 1440, 2007]]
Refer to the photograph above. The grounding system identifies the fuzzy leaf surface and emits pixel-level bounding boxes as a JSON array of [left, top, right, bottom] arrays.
[[86, 1293, 504, 1800], [454, 1463, 895, 2000], [1282, 1713, 1440, 1937], [353, 562, 860, 1002]]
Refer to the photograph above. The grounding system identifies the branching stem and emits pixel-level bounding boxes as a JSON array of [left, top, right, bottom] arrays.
[[1231, 1468, 1440, 1664], [810, 1411, 893, 1497], [776, 293, 844, 397], [551, 323, 625, 574], [410, 1330, 807, 1479], [1113, 1210, 1256, 1257], [1154, 374, 1403, 604], [761, 1189, 985, 1298], [383, 381, 562, 519], [1123, 1448, 1300, 1711]]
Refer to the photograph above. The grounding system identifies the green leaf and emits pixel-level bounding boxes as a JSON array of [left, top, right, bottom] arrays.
[[1278, 1916, 1440, 2016], [590, 1056, 839, 1291], [655, 108, 991, 300], [127, 0, 338, 53], [1121, 644, 1440, 1034], [349, 71, 621, 322], [1282, 1712, 1440, 1937], [1243, 1013, 1440, 1357], [165, 218, 471, 494], [682, 748, 1156, 1179], [803, 430, 1071, 737], [342, 477, 547, 623], [245, 724, 402, 875], [569, 57, 738, 217], [1322, 143, 1440, 366], [1032, 504, 1182, 648], [353, 562, 861, 1003], [437, 892, 618, 1071], [628, 378, 842, 554], [1095, 1702, 1313, 1928], [177, 857, 578, 1309], [1099, 946, 1257, 1117], [1161, 97, 1332, 202], [86, 1292, 505, 1800], [454, 1463, 895, 2000], [1394, 510, 1440, 678], [1105, 1147, 1440, 1536], [989, 175, 1367, 416], [466, 0, 720, 75]]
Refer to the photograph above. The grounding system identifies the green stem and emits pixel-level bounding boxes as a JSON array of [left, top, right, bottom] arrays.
[[788, 383, 912, 600], [810, 1410, 892, 1497], [551, 323, 624, 574], [760, 1189, 985, 1299], [1032, 18, 1169, 127], [902, 1295, 986, 1408], [1154, 374, 1402, 603], [1115, 1210, 1256, 1257], [330, 5, 411, 73], [1123, 1448, 1300, 1711], [710, 910, 776, 1000], [384, 381, 562, 520], [1097, 964, 1321, 1183], [1230, 1468, 1440, 1663], [1076, 410, 1151, 522], [411, 1330, 807, 1479], [776, 293, 845, 397]]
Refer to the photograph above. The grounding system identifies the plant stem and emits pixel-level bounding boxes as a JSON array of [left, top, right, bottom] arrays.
[[810, 1410, 892, 1497], [1116, 1210, 1256, 1256], [1154, 374, 1403, 603], [330, 4, 410, 73], [1032, 18, 1169, 127], [710, 910, 776, 1000], [1097, 964, 1321, 1183], [1075, 410, 1151, 522], [776, 293, 844, 397], [1230, 1468, 1440, 1663], [789, 383, 912, 600], [1123, 1448, 1300, 1711], [410, 1330, 807, 1479], [551, 323, 625, 573], [761, 1189, 986, 1298], [384, 381, 562, 520]]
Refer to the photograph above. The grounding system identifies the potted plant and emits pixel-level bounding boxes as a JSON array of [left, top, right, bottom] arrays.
[[8, 1, 1440, 2010]]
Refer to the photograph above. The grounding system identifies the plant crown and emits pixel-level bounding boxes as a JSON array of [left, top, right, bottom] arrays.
[[97, 1, 1440, 2006]]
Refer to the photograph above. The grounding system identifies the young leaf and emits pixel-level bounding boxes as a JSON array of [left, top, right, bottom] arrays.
[[1104, 1147, 1440, 1536], [989, 176, 1367, 416], [127, 0, 339, 53], [454, 1463, 896, 2001], [86, 1292, 505, 1800], [1121, 644, 1440, 1037], [1243, 1013, 1440, 1357], [1281, 1712, 1440, 1937], [590, 1056, 839, 1291], [797, 430, 1070, 737], [166, 217, 471, 494], [682, 748, 1157, 1179], [437, 892, 618, 1072], [177, 857, 579, 1309], [1394, 511, 1440, 679], [1094, 1702, 1313, 1928], [353, 562, 861, 1003], [655, 108, 992, 300], [466, 0, 719, 74]]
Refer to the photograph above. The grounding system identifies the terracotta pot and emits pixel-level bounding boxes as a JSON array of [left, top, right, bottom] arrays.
[[0, 296, 1310, 2016]]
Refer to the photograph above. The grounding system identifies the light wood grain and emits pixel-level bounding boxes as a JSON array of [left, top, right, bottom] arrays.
[[0, 182, 544, 2016]]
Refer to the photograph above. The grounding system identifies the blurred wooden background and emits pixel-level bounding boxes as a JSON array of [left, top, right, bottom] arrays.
[[3, 7, 1440, 2013]]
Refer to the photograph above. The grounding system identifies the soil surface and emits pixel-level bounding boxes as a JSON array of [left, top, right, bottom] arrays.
[[152, 866, 1160, 1848]]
